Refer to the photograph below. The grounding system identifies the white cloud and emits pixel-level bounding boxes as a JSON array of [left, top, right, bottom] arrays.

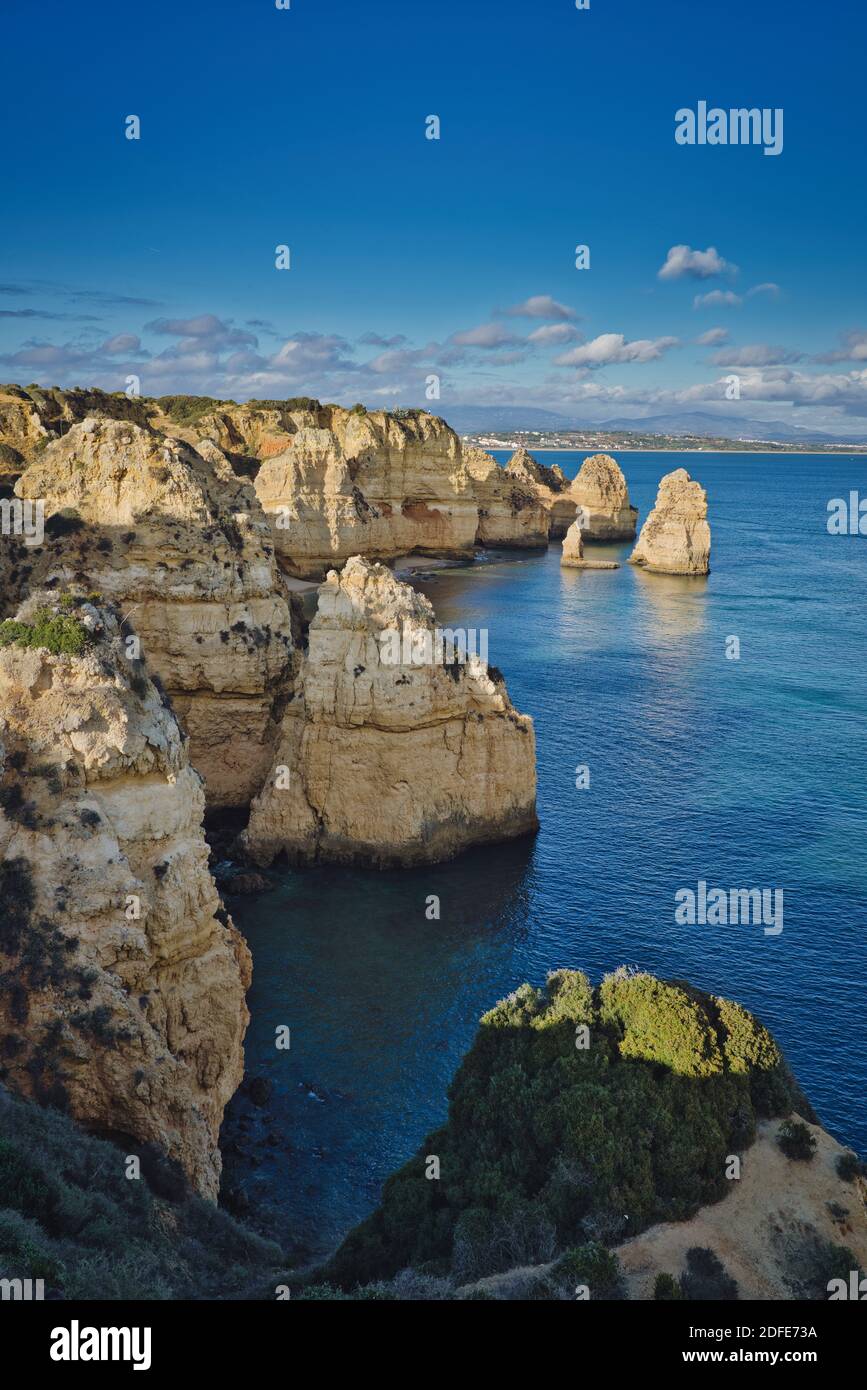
[[711, 343, 803, 367], [693, 290, 743, 309], [527, 322, 580, 346], [450, 322, 520, 348], [554, 333, 679, 368], [815, 330, 867, 364], [695, 327, 729, 346], [500, 295, 577, 321], [658, 245, 736, 281]]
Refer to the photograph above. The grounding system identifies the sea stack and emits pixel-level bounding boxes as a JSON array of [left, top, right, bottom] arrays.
[[560, 518, 619, 569], [629, 467, 711, 575], [569, 453, 638, 540], [242, 556, 538, 867], [0, 597, 251, 1198]]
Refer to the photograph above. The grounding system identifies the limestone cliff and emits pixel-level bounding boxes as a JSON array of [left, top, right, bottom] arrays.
[[463, 448, 549, 548], [253, 407, 478, 579], [14, 418, 295, 807], [242, 556, 538, 867], [505, 447, 576, 538], [0, 384, 152, 477], [569, 453, 638, 541], [0, 596, 251, 1198], [629, 467, 711, 575], [560, 518, 619, 570]]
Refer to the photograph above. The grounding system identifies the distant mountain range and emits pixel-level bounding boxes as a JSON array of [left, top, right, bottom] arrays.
[[443, 404, 867, 445]]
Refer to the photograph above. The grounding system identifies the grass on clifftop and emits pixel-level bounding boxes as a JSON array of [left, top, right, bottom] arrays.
[[324, 968, 808, 1290]]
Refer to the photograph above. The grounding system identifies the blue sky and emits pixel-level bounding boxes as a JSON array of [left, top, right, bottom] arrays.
[[2, 0, 866, 430]]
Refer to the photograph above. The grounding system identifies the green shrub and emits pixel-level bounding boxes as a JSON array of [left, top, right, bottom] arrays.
[[654, 1272, 683, 1300], [680, 1246, 738, 1300], [836, 1151, 864, 1182], [545, 1242, 623, 1299], [0, 609, 91, 657], [777, 1120, 817, 1162]]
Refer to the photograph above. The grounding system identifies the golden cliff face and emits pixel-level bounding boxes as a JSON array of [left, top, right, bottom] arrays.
[[505, 447, 577, 538], [242, 556, 539, 867], [0, 600, 250, 1197], [14, 418, 295, 807], [462, 448, 550, 547], [253, 407, 480, 578]]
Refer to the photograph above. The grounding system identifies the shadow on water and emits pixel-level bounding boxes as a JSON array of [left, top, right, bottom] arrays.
[[221, 835, 538, 1256]]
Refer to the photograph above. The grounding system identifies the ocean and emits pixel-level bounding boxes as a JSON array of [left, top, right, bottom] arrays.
[[222, 451, 867, 1259]]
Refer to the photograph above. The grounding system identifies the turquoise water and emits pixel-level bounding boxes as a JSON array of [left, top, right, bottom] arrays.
[[223, 452, 867, 1258]]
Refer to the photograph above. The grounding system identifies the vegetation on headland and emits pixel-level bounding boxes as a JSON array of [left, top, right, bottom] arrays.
[[0, 1088, 283, 1299], [320, 969, 813, 1293]]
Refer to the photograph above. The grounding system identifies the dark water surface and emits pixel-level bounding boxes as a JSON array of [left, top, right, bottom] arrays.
[[224, 452, 867, 1257]]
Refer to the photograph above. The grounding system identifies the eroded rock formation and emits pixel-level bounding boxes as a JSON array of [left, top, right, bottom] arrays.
[[463, 448, 549, 548], [560, 518, 619, 569], [253, 408, 478, 579], [14, 418, 295, 806], [242, 556, 538, 867], [506, 447, 576, 537], [569, 453, 638, 540], [629, 467, 711, 575], [0, 597, 251, 1197]]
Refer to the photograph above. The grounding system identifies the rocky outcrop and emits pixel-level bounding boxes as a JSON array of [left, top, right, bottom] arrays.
[[254, 408, 478, 579], [560, 518, 619, 569], [14, 418, 295, 807], [0, 597, 251, 1198], [505, 447, 576, 538], [242, 556, 538, 867], [463, 448, 549, 548], [629, 467, 711, 575], [0, 385, 152, 475], [569, 453, 638, 541], [325, 969, 832, 1294]]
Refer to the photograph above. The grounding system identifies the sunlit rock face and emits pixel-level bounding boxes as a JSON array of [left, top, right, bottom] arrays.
[[569, 453, 638, 541], [0, 602, 250, 1198], [242, 556, 538, 868], [505, 447, 577, 538], [463, 448, 549, 548], [629, 467, 711, 575], [14, 418, 295, 807], [254, 408, 479, 579]]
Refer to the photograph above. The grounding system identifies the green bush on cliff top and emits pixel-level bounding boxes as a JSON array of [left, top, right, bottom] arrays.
[[325, 969, 803, 1289], [0, 608, 91, 658]]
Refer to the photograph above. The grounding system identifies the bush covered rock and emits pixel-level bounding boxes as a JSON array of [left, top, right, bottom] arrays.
[[326, 968, 804, 1289]]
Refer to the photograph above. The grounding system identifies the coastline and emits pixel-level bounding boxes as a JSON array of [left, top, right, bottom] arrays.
[[483, 446, 867, 457]]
